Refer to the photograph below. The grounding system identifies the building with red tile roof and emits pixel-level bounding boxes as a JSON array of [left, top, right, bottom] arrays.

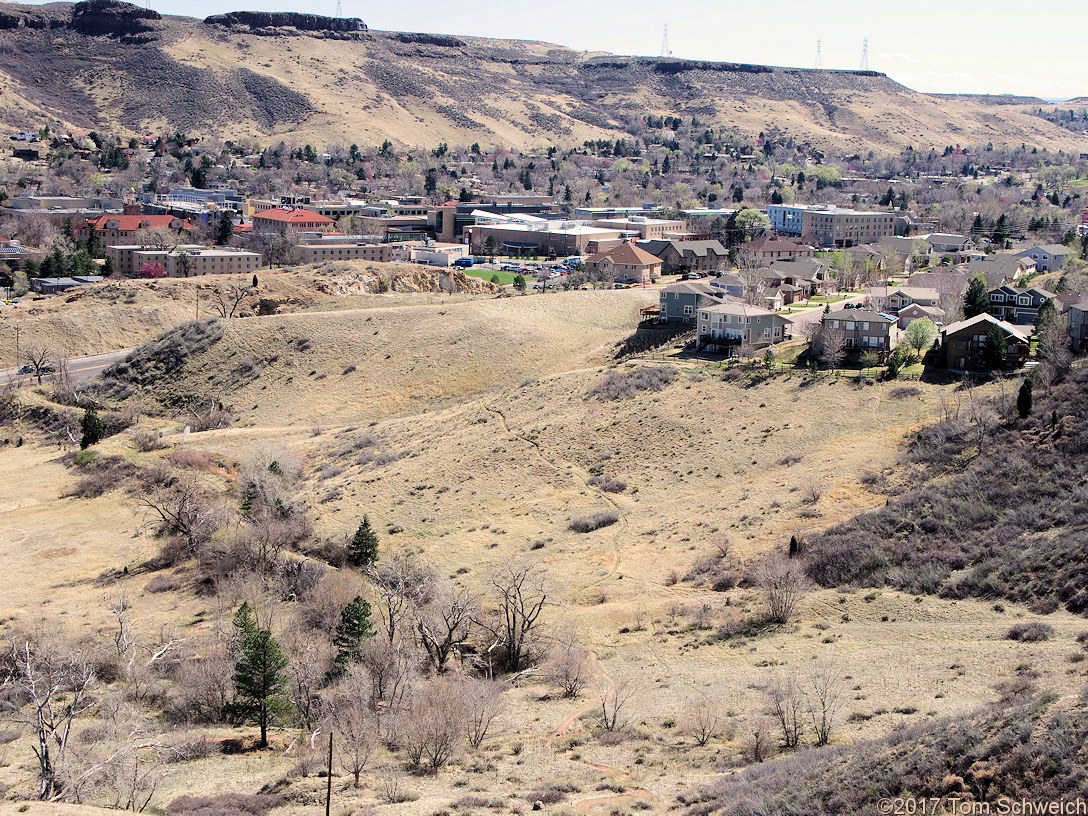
[[251, 207, 336, 234], [87, 214, 194, 242]]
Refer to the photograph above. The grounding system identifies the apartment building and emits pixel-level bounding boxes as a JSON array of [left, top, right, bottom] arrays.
[[801, 207, 895, 248], [297, 243, 392, 264], [820, 309, 900, 351], [767, 203, 808, 235]]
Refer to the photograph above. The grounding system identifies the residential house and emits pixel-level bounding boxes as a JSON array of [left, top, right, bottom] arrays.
[[87, 214, 194, 243], [965, 255, 1035, 287], [1016, 244, 1074, 272], [736, 235, 815, 265], [896, 303, 946, 330], [586, 241, 663, 284], [767, 257, 830, 294], [0, 236, 29, 269], [638, 239, 729, 274], [925, 233, 973, 262], [821, 309, 900, 354], [697, 302, 791, 353], [986, 285, 1057, 325], [1067, 302, 1088, 352], [657, 280, 729, 323], [30, 276, 104, 294], [885, 287, 940, 311], [939, 313, 1030, 370], [252, 207, 336, 234]]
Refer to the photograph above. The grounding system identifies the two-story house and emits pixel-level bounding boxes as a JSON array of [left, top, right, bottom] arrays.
[[986, 285, 1057, 325], [638, 239, 729, 275], [965, 255, 1036, 287], [585, 241, 663, 284], [939, 313, 1030, 371], [1016, 244, 1074, 272], [658, 280, 728, 323], [820, 309, 900, 353], [896, 303, 946, 330], [697, 302, 791, 353], [735, 235, 815, 265], [1066, 302, 1088, 352], [885, 287, 940, 312]]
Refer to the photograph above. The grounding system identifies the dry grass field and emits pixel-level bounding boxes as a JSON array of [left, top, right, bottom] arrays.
[[0, 287, 1085, 815]]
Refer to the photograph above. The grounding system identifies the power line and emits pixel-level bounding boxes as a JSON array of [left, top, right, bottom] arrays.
[[814, 38, 823, 70], [859, 37, 870, 71]]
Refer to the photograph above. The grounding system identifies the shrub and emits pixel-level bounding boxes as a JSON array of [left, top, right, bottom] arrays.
[[587, 474, 627, 493], [1006, 622, 1053, 642], [586, 366, 676, 401], [778, 452, 804, 467], [166, 793, 286, 816], [888, 386, 922, 400], [132, 429, 166, 451], [569, 510, 619, 532]]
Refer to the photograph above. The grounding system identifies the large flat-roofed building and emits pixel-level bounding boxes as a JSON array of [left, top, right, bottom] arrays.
[[589, 216, 686, 241], [107, 244, 259, 277], [88, 214, 195, 243], [801, 207, 895, 248], [767, 204, 808, 235], [297, 243, 392, 264], [467, 220, 622, 256], [106, 243, 204, 276]]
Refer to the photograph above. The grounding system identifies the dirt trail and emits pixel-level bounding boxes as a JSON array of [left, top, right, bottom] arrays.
[[543, 652, 655, 813]]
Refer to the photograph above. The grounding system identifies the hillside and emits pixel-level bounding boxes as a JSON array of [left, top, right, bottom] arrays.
[[0, 1, 1084, 153]]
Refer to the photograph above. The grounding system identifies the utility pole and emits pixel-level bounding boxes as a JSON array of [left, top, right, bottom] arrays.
[[325, 730, 333, 816], [13, 326, 19, 367]]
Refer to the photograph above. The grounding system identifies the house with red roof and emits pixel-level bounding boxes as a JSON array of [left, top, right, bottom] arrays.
[[251, 207, 336, 234], [86, 214, 194, 242]]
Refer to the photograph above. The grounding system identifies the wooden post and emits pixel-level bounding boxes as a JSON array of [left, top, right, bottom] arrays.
[[325, 730, 333, 816]]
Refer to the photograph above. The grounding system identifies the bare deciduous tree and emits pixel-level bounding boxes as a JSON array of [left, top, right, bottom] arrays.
[[755, 556, 811, 624], [136, 468, 227, 560], [806, 659, 844, 746], [399, 676, 465, 772], [328, 667, 378, 788], [461, 677, 505, 751], [414, 580, 478, 674], [543, 629, 590, 699], [743, 715, 774, 763], [682, 698, 722, 747], [368, 554, 430, 644], [599, 671, 636, 732], [813, 326, 847, 368], [480, 562, 550, 675], [5, 633, 97, 799], [765, 672, 806, 748], [208, 282, 255, 319]]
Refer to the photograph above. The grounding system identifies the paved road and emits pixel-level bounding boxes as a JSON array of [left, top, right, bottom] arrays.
[[1, 348, 133, 388]]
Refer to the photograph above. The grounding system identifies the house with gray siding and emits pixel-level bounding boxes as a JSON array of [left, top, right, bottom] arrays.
[[986, 285, 1056, 325], [821, 309, 900, 353], [697, 303, 791, 352], [658, 281, 728, 323]]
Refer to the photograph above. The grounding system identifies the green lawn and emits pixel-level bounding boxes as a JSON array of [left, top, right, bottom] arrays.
[[466, 269, 518, 285]]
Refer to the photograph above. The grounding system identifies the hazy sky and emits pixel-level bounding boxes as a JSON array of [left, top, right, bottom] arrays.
[[16, 0, 1087, 98]]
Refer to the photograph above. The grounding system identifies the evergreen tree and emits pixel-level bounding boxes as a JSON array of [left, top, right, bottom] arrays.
[[963, 273, 989, 318], [770, 189, 783, 205], [216, 215, 234, 246], [513, 274, 526, 292], [230, 601, 259, 656], [232, 628, 290, 749], [484, 235, 499, 258], [79, 407, 107, 449], [1034, 298, 1059, 332], [331, 596, 375, 673], [1017, 379, 1033, 419], [252, 274, 259, 289], [347, 515, 379, 569], [982, 324, 1008, 369]]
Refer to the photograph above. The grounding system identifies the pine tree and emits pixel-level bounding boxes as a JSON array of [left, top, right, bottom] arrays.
[[347, 516, 379, 569], [1017, 380, 1033, 419], [963, 273, 989, 319], [232, 628, 290, 749], [331, 596, 375, 674], [216, 215, 233, 246], [79, 408, 107, 449]]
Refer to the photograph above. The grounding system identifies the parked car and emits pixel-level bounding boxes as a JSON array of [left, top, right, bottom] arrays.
[[452, 257, 474, 268], [501, 264, 521, 272]]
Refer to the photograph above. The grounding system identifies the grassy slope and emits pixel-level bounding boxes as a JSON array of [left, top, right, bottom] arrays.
[[2, 292, 1087, 813]]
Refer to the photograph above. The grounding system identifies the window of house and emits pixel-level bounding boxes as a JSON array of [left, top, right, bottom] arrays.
[[685, 305, 694, 315], [1018, 296, 1030, 306], [845, 322, 855, 330], [763, 328, 771, 339], [830, 319, 839, 328], [700, 312, 708, 320]]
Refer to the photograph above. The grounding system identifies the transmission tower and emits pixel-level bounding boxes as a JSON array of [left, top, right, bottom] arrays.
[[660, 24, 671, 57], [335, 0, 342, 18], [814, 38, 823, 69], [859, 37, 870, 70]]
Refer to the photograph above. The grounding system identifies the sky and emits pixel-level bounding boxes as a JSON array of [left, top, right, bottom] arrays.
[[15, 0, 1087, 99]]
